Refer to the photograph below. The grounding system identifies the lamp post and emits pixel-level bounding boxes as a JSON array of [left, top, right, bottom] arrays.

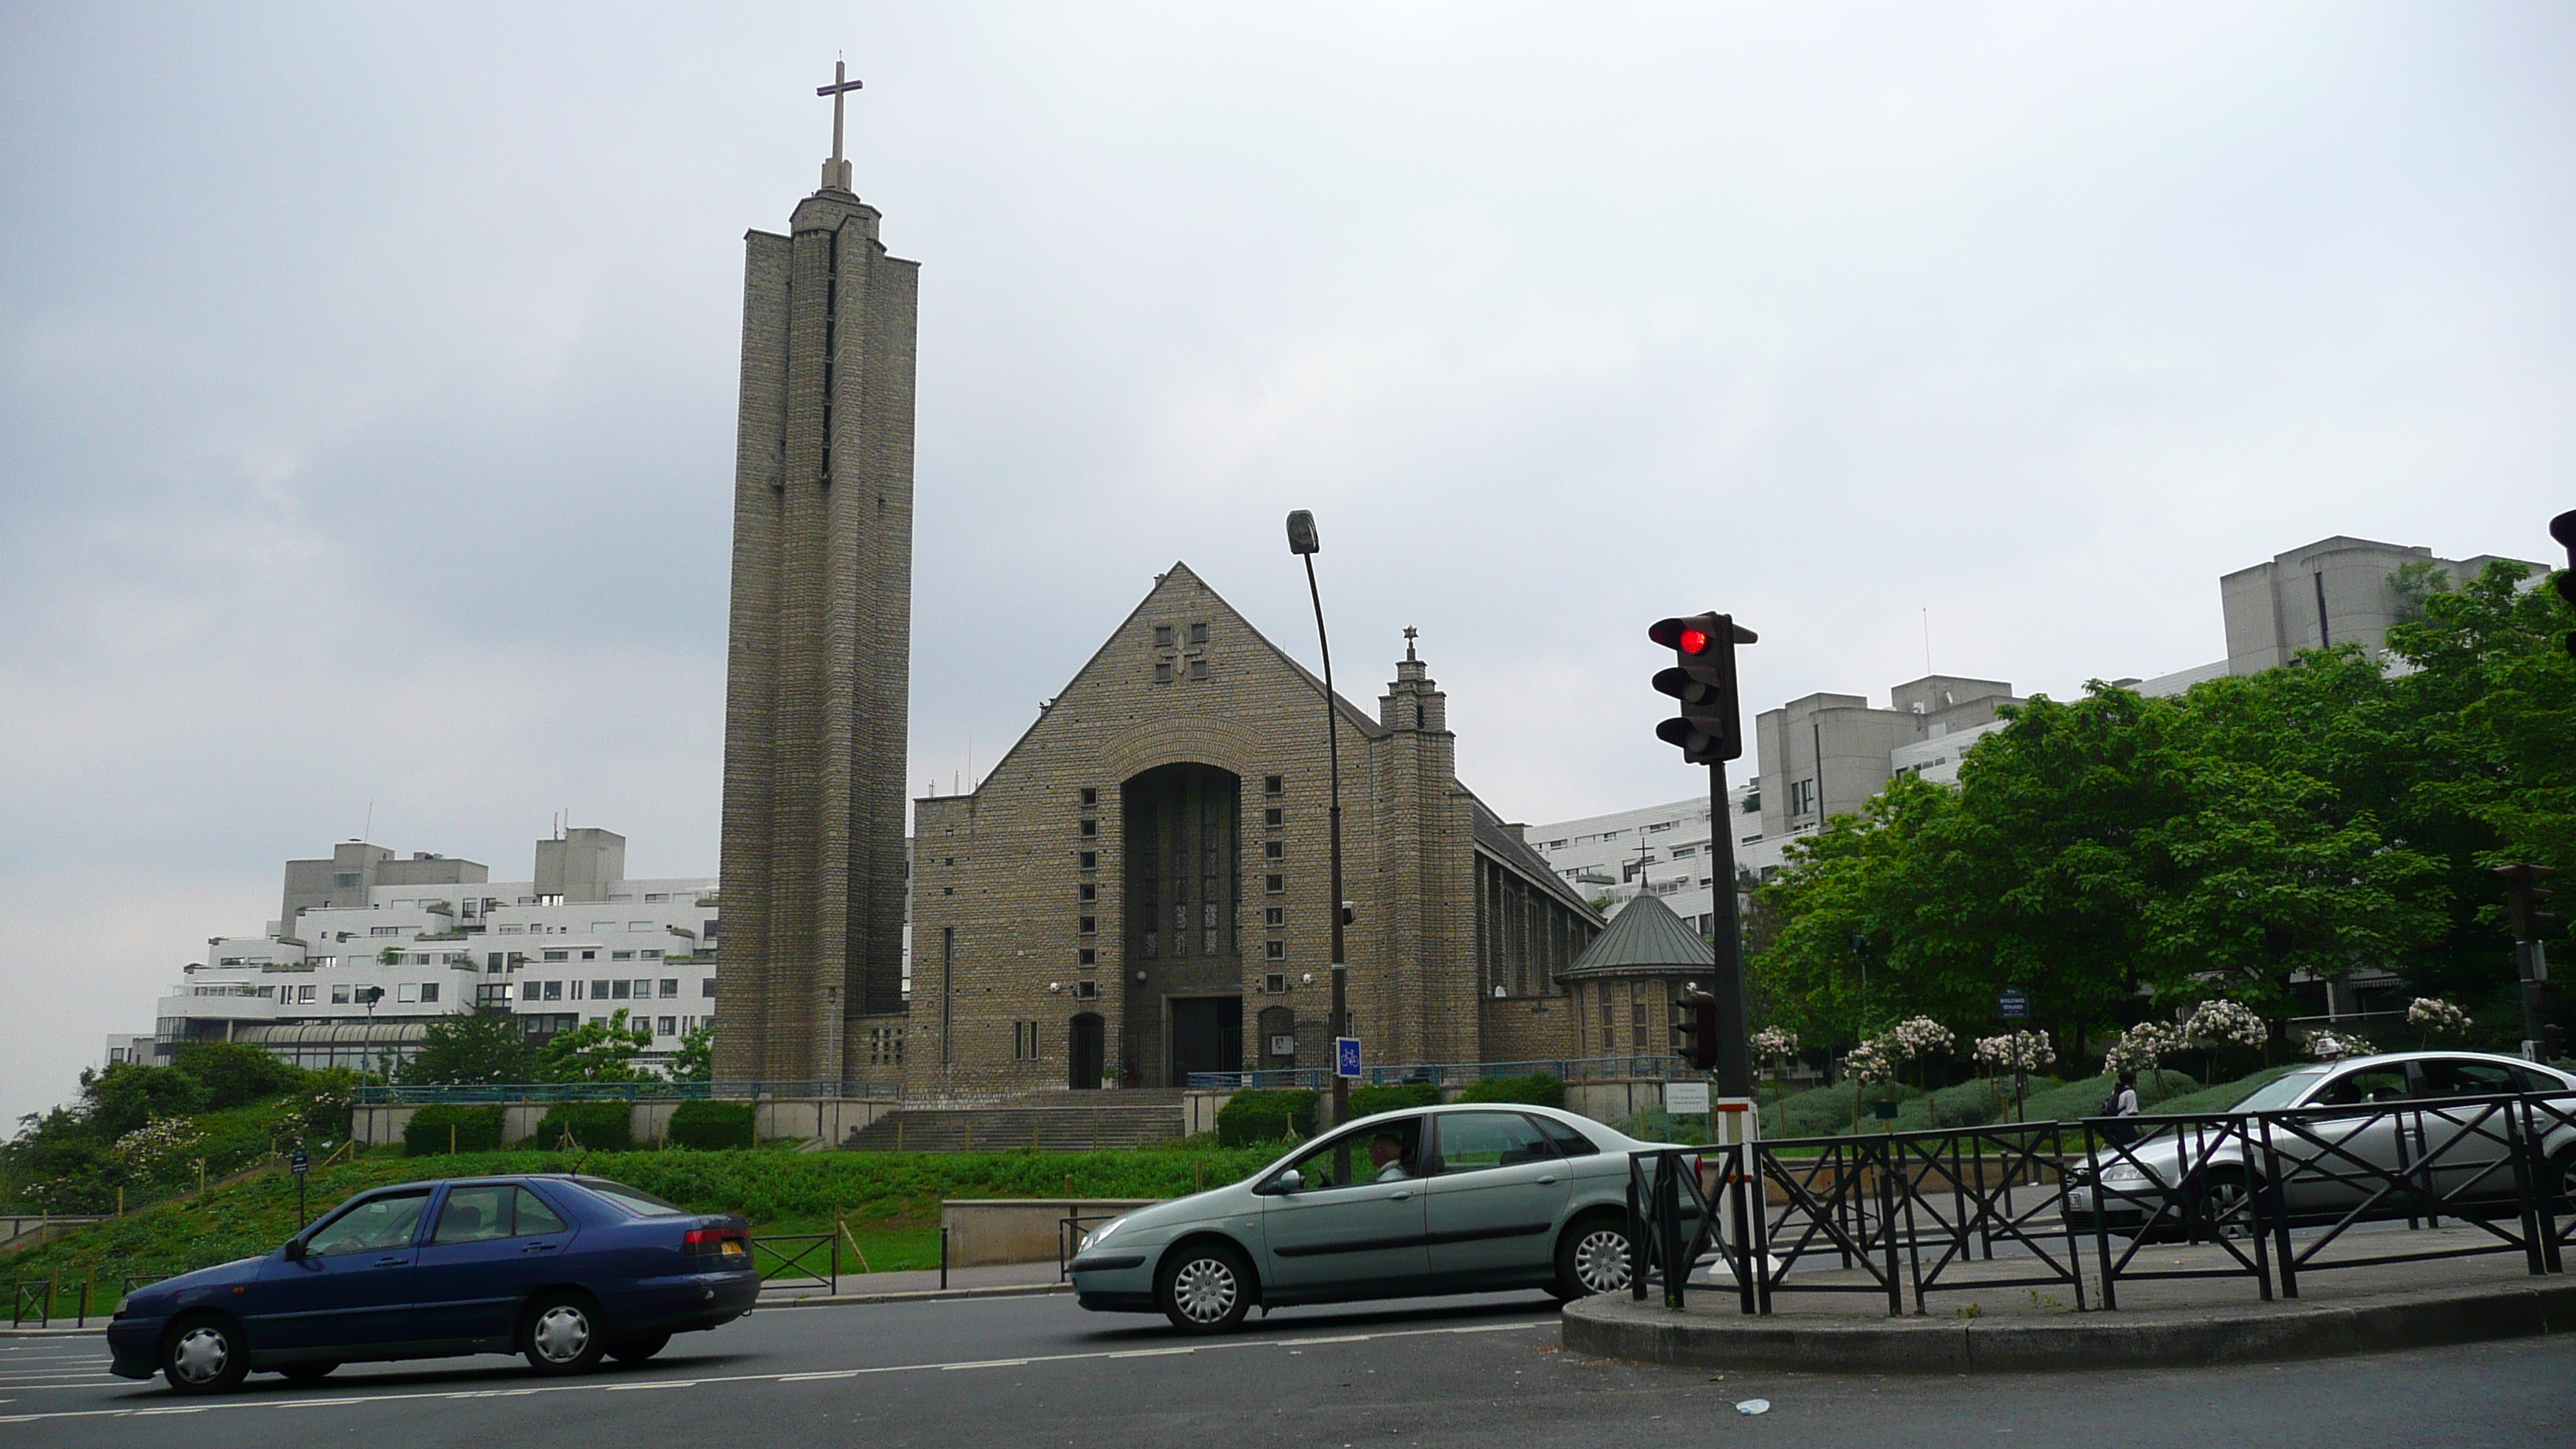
[[1286, 509, 1349, 1128]]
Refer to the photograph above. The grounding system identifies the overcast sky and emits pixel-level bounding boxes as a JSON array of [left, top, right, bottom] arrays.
[[3, 3, 2570, 1125]]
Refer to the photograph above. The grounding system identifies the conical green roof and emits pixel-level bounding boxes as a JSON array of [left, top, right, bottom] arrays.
[[1557, 892, 1712, 981]]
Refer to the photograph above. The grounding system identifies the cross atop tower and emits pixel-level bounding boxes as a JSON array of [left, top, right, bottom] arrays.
[[1403, 625, 1419, 662], [816, 58, 863, 192]]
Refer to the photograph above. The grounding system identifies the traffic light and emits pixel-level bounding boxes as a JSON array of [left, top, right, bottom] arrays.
[[2552, 509, 2576, 660], [2496, 863, 2561, 940], [1649, 612, 1758, 764], [1673, 988, 1720, 1071]]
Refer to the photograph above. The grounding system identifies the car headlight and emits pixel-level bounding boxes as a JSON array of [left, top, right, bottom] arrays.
[[2100, 1163, 2152, 1184], [111, 1295, 130, 1318], [1080, 1218, 1123, 1253]]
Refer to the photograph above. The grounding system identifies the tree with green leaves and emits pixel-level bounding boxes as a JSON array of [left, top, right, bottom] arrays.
[[538, 1009, 657, 1083], [401, 1008, 537, 1086], [669, 1021, 714, 1084]]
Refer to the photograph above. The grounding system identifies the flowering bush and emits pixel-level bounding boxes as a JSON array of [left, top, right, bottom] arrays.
[[1882, 1017, 1955, 1061], [1974, 1031, 2056, 1073], [2406, 997, 2472, 1039], [2303, 1027, 2372, 1061], [2184, 999, 2266, 1050], [108, 1117, 202, 1177], [2102, 1020, 2183, 1074], [1749, 1026, 1799, 1060], [1842, 1040, 1897, 1085]]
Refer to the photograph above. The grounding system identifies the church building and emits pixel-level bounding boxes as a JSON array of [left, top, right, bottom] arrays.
[[900, 565, 1602, 1092]]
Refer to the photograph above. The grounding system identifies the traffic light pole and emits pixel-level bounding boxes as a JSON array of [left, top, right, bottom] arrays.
[[1706, 757, 1752, 1098]]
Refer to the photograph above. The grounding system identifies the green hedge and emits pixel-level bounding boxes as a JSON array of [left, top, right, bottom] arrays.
[[1348, 1083, 1440, 1118], [1216, 1089, 1317, 1147], [403, 1105, 504, 1156], [666, 1101, 756, 1151], [1456, 1073, 1565, 1108], [533, 1101, 634, 1151]]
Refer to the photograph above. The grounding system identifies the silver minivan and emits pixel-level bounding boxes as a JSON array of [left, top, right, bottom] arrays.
[[1067, 1103, 1666, 1333]]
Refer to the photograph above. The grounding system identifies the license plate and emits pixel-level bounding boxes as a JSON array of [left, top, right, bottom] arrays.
[[721, 1240, 746, 1258]]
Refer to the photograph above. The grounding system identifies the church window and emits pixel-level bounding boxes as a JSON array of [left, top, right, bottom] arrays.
[[1079, 916, 1096, 935], [1155, 663, 1173, 683], [1263, 972, 1286, 995], [1079, 818, 1098, 838], [1266, 940, 1286, 961], [1153, 625, 1175, 648], [1265, 907, 1283, 927], [1079, 851, 1097, 871], [1013, 1022, 1039, 1060], [1189, 622, 1209, 645], [1188, 659, 1208, 681], [1073, 981, 1098, 1001], [1264, 775, 1283, 795], [1263, 841, 1283, 860], [1632, 999, 1650, 1026], [1081, 788, 1098, 807], [1079, 948, 1097, 966], [1078, 882, 1096, 903], [1263, 808, 1283, 827], [1266, 874, 1283, 893]]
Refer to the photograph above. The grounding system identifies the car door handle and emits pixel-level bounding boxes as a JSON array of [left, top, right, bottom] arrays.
[[373, 1256, 407, 1268], [1387, 1190, 1413, 1201], [1537, 1177, 1560, 1185], [522, 1241, 559, 1253]]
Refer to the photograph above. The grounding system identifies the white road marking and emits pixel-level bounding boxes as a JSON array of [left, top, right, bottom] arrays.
[[0, 1318, 1553, 1424]]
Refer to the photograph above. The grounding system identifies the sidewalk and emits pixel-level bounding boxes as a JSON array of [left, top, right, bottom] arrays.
[[756, 1258, 1071, 1307], [1564, 1225, 2576, 1372]]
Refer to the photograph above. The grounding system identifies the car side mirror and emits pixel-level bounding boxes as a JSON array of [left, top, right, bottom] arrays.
[[1271, 1169, 1302, 1195], [283, 1238, 307, 1262]]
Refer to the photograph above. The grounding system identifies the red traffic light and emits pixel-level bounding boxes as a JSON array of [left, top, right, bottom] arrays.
[[1678, 627, 1710, 655], [1649, 612, 1756, 765]]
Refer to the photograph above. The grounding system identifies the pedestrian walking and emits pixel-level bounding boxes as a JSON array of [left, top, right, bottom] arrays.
[[2101, 1069, 2143, 1147]]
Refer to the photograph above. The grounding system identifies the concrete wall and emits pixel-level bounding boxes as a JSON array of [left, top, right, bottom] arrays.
[[351, 1096, 896, 1149], [940, 1198, 1163, 1268]]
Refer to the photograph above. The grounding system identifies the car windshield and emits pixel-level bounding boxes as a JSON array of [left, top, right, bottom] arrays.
[[2228, 1067, 2328, 1113], [574, 1177, 687, 1217]]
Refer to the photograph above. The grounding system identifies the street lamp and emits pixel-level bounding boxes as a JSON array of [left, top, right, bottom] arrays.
[[1286, 509, 1349, 1128]]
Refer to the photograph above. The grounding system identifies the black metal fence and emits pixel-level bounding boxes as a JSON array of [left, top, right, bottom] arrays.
[[748, 1233, 838, 1295], [1637, 1089, 2576, 1315]]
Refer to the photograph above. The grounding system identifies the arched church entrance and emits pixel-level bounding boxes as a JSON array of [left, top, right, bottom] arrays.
[[1119, 762, 1243, 1088], [1067, 1012, 1104, 1091]]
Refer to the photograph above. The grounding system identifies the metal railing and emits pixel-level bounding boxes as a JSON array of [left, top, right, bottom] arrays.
[[355, 1078, 905, 1105], [749, 1233, 838, 1294], [1630, 1088, 2576, 1316], [1185, 1055, 1701, 1091]]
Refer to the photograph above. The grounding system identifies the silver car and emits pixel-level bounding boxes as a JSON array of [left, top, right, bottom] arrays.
[[1067, 1102, 1667, 1333], [2067, 1050, 2576, 1235]]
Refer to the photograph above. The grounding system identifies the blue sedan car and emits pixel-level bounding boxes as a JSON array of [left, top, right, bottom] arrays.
[[108, 1173, 761, 1394]]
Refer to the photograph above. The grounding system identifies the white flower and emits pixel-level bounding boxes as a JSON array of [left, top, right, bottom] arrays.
[[2405, 998, 2472, 1037], [1842, 1040, 1898, 1085], [2184, 999, 2266, 1050], [2102, 1020, 2183, 1074], [1750, 1026, 1800, 1059], [1973, 1031, 2055, 1072]]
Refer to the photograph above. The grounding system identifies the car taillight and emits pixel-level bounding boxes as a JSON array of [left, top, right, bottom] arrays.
[[684, 1226, 749, 1260]]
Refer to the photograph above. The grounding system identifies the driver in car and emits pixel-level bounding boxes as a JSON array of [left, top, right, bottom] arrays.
[[1368, 1132, 1411, 1182]]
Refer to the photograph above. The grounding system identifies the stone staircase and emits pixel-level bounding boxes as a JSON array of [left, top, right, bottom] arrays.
[[844, 1091, 1190, 1153]]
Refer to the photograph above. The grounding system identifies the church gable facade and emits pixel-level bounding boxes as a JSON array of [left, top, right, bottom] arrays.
[[899, 564, 1601, 1094]]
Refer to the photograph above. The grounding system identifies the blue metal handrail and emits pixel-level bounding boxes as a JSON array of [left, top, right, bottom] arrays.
[[352, 1078, 904, 1105], [1183, 1054, 1701, 1091]]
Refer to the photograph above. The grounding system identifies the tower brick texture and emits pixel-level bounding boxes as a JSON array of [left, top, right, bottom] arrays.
[[713, 178, 918, 1085]]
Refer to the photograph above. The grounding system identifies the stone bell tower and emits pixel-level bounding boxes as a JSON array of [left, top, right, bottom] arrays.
[[714, 62, 918, 1084]]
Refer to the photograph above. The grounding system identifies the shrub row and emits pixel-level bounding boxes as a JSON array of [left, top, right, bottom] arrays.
[[1215, 1089, 1317, 1147]]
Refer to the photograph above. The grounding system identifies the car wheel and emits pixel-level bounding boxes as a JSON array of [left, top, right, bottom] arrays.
[[1155, 1242, 1253, 1334], [608, 1331, 671, 1364], [521, 1290, 609, 1375], [279, 1362, 339, 1385], [1554, 1216, 1636, 1300], [2191, 1169, 2257, 1242], [2549, 1149, 2576, 1215], [161, 1314, 250, 1396]]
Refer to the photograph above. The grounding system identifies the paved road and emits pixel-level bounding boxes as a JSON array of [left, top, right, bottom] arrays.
[[5, 1290, 2571, 1448]]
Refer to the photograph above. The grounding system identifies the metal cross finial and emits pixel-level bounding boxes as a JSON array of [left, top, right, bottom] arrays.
[[817, 60, 864, 188], [1403, 625, 1418, 662]]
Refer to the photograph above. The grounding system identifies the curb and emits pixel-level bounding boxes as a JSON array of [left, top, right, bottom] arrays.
[[1560, 1279, 2576, 1374], [0, 1325, 104, 1338], [761, 1281, 1074, 1309]]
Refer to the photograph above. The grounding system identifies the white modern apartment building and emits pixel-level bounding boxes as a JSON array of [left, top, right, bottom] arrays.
[[1519, 788, 1794, 937], [119, 828, 721, 1075]]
